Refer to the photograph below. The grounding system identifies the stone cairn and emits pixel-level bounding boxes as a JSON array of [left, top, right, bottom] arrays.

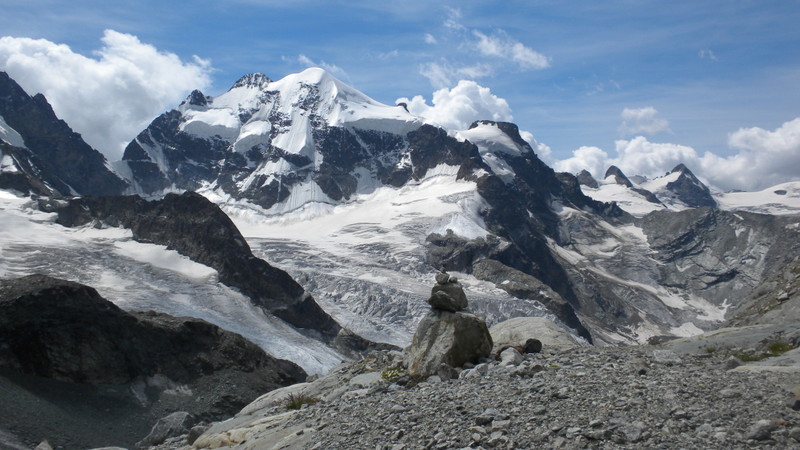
[[405, 270, 493, 379]]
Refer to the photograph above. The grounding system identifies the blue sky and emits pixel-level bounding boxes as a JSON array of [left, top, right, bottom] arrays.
[[1, 0, 799, 190]]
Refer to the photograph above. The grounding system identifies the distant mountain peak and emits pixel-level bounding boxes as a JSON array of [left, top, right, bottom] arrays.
[[468, 120, 533, 152], [576, 169, 598, 188], [0, 72, 127, 196], [231, 72, 272, 90], [666, 163, 716, 207], [604, 165, 633, 187], [671, 163, 690, 174], [181, 89, 209, 107]]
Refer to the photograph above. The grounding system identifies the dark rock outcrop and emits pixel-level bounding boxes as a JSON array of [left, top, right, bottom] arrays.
[[0, 141, 58, 196], [0, 274, 305, 448], [0, 274, 305, 386], [0, 72, 127, 196], [666, 164, 716, 207], [576, 169, 598, 188], [605, 165, 633, 187]]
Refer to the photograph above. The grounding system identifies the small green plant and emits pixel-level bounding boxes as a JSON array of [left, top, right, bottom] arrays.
[[732, 340, 795, 362], [705, 347, 718, 354], [733, 352, 764, 362], [381, 366, 406, 382], [766, 341, 795, 356], [285, 393, 320, 410]]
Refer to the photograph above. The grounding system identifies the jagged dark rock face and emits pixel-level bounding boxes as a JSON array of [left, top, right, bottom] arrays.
[[40, 191, 342, 338], [422, 122, 628, 342], [576, 169, 598, 188], [640, 207, 800, 306], [0, 274, 305, 385], [122, 109, 235, 193], [0, 274, 305, 448], [406, 124, 486, 183], [0, 141, 58, 196], [666, 164, 716, 207], [605, 165, 633, 187], [0, 72, 127, 196]]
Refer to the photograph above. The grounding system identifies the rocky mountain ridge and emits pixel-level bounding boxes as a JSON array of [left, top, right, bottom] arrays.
[[0, 71, 127, 196]]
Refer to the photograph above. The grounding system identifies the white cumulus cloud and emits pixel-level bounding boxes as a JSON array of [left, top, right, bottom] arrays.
[[553, 146, 610, 177], [703, 118, 800, 190], [0, 30, 212, 161], [619, 106, 671, 136], [613, 137, 699, 178], [397, 80, 512, 131]]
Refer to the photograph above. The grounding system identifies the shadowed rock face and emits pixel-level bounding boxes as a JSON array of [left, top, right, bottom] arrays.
[[605, 165, 633, 187], [0, 141, 57, 196], [0, 274, 305, 449], [0, 72, 127, 196], [0, 274, 305, 385], [576, 169, 598, 189], [640, 207, 800, 306], [666, 164, 716, 207]]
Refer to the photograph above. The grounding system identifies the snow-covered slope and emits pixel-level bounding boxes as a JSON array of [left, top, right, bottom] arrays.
[[581, 176, 670, 217], [204, 163, 555, 346], [0, 114, 25, 148], [716, 181, 800, 216], [0, 189, 344, 375], [579, 164, 722, 217]]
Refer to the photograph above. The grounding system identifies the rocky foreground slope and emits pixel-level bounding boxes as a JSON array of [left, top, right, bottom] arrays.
[[153, 329, 800, 449], [147, 278, 800, 450]]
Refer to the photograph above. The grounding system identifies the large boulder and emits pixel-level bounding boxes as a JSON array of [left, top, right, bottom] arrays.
[[406, 310, 492, 378], [489, 317, 584, 354]]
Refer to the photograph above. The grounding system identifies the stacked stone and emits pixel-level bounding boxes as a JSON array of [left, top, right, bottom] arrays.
[[405, 271, 493, 379]]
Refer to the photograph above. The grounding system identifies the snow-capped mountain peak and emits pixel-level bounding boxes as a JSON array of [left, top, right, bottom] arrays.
[[231, 72, 273, 90]]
